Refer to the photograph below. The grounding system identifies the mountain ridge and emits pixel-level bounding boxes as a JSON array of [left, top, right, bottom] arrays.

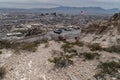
[[0, 6, 120, 15]]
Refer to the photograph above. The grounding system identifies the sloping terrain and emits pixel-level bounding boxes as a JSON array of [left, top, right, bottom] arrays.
[[0, 40, 120, 80], [0, 13, 120, 80], [80, 13, 120, 47]]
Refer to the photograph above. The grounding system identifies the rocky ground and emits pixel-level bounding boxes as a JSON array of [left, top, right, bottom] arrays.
[[80, 13, 120, 48], [0, 40, 120, 80], [0, 13, 120, 80]]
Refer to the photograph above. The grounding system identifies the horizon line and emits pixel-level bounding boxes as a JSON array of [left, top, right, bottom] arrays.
[[0, 6, 119, 10]]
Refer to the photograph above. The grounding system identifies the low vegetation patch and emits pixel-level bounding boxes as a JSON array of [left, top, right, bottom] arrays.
[[88, 43, 103, 51], [61, 42, 74, 51], [103, 45, 120, 54], [48, 52, 73, 68], [94, 61, 120, 80], [61, 40, 84, 52], [73, 40, 84, 47], [0, 39, 49, 52], [0, 67, 6, 79], [20, 41, 40, 52], [20, 39, 49, 52], [82, 52, 100, 60], [0, 40, 12, 49], [0, 51, 2, 54], [41, 39, 48, 44], [44, 43, 49, 48], [65, 49, 77, 55], [88, 44, 120, 54]]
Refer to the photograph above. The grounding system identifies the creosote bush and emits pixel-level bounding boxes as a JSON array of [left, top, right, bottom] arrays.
[[103, 45, 120, 54], [88, 44, 120, 54], [61, 42, 74, 52], [82, 52, 100, 60], [61, 40, 84, 52], [48, 52, 73, 68], [73, 40, 84, 47], [88, 43, 103, 51], [41, 39, 48, 44], [0, 67, 6, 79], [44, 43, 49, 48], [94, 61, 120, 80], [19, 39, 49, 52]]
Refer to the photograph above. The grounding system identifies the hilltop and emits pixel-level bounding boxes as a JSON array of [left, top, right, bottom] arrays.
[[80, 12, 120, 47]]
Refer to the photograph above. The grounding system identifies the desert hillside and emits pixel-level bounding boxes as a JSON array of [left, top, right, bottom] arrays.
[[0, 13, 120, 80], [80, 13, 120, 47]]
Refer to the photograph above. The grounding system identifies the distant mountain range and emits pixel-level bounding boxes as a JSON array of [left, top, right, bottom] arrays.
[[0, 6, 120, 15]]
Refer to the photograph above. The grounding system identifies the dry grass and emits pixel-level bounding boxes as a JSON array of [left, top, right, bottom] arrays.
[[0, 40, 12, 49], [20, 42, 40, 52], [0, 39, 49, 52], [61, 40, 84, 52], [0, 51, 2, 54]]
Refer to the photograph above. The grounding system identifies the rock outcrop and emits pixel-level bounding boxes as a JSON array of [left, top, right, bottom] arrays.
[[80, 13, 120, 47]]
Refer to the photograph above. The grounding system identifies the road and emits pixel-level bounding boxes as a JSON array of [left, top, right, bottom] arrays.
[[13, 29, 81, 43]]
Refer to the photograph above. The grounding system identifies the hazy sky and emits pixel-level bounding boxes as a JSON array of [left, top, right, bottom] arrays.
[[0, 0, 120, 9]]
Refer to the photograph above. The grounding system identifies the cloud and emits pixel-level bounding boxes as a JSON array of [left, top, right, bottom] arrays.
[[49, 0, 120, 8], [95, 0, 119, 2], [0, 0, 54, 3], [0, 0, 120, 8], [0, 1, 59, 8]]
